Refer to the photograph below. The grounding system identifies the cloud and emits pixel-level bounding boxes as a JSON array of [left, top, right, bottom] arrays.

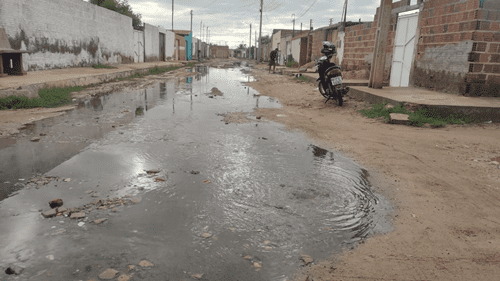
[[85, 0, 381, 49]]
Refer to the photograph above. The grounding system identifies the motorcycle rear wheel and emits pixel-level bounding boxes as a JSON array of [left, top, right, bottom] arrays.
[[327, 83, 343, 107], [318, 81, 330, 99]]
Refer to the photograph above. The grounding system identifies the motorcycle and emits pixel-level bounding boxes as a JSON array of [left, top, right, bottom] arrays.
[[314, 41, 350, 106]]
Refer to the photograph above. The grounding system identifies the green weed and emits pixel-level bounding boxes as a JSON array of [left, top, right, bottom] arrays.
[[0, 86, 82, 110], [92, 64, 117, 69]]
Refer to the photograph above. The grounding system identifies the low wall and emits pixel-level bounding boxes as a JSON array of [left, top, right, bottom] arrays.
[[0, 0, 135, 70]]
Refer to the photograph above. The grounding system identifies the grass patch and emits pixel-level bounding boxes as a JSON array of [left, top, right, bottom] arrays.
[[149, 66, 181, 75], [187, 62, 197, 67], [294, 75, 309, 82], [0, 86, 83, 110], [359, 102, 477, 127], [92, 64, 117, 69]]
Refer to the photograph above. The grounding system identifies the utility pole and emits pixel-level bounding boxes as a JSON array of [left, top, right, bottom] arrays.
[[206, 26, 208, 58], [341, 0, 349, 31], [171, 0, 174, 31], [255, 30, 257, 61], [292, 14, 295, 37], [190, 10, 193, 34], [301, 22, 302, 33], [258, 0, 263, 62], [369, 0, 391, 89], [249, 24, 252, 59], [310, 19, 313, 31]]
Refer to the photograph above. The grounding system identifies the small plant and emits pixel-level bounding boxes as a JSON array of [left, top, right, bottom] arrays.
[[359, 102, 477, 127], [92, 64, 117, 69], [187, 62, 196, 67], [149, 66, 180, 75], [135, 107, 144, 115], [294, 75, 309, 82], [0, 86, 82, 110]]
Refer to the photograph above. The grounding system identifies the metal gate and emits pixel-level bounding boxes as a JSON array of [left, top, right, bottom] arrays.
[[159, 33, 165, 61], [390, 11, 419, 87]]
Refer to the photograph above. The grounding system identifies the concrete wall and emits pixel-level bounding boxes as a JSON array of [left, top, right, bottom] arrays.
[[164, 30, 175, 61], [144, 23, 159, 62], [291, 38, 301, 64], [272, 31, 281, 51], [0, 0, 135, 70]]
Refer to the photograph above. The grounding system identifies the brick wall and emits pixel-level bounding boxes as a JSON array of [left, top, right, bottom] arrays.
[[464, 0, 500, 96], [210, 45, 229, 58], [414, 0, 500, 96]]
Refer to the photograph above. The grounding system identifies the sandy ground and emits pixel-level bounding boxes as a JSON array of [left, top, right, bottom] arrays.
[[246, 62, 500, 281], [2, 59, 500, 280]]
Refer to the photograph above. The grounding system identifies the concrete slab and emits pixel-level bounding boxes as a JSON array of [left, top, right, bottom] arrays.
[[349, 86, 500, 122]]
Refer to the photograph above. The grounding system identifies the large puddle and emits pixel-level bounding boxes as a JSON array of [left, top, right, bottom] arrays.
[[0, 63, 392, 280]]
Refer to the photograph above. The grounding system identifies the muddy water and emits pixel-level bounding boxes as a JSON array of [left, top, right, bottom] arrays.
[[0, 64, 392, 281]]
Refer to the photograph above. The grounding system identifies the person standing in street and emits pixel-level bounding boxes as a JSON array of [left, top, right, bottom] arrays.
[[269, 48, 278, 73]]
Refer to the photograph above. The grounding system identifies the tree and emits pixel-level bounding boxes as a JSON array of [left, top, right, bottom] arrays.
[[90, 0, 142, 29]]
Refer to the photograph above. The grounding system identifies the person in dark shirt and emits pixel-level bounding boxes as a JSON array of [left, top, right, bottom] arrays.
[[269, 48, 278, 73]]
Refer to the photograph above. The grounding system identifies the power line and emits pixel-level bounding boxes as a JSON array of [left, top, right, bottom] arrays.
[[298, 0, 318, 18]]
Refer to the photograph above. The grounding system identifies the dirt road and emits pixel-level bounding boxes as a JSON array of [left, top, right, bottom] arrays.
[[247, 62, 500, 281]]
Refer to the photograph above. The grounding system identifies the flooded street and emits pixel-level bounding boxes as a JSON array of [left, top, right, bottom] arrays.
[[0, 63, 392, 281]]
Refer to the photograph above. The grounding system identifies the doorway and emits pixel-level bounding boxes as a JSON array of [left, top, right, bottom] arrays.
[[390, 10, 419, 87]]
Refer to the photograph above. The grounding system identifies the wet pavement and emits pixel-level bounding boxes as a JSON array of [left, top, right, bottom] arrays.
[[0, 62, 393, 281]]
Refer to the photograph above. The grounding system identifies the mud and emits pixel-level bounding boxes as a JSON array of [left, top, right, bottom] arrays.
[[0, 60, 392, 281]]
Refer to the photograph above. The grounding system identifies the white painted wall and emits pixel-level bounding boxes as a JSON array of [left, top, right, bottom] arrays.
[[272, 31, 281, 50], [0, 0, 135, 70], [337, 31, 345, 66], [291, 38, 301, 63], [164, 30, 175, 60], [144, 23, 160, 61]]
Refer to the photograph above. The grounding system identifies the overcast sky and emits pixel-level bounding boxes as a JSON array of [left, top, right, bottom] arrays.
[[88, 0, 386, 49]]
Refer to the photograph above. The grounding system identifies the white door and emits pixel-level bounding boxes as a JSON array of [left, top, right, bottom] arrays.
[[390, 11, 419, 87]]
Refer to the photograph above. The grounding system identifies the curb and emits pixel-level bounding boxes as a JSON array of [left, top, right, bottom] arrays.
[[348, 87, 500, 122], [0, 63, 184, 99]]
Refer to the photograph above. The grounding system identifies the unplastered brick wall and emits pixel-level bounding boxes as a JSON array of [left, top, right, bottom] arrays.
[[414, 0, 481, 94], [463, 0, 500, 96], [0, 0, 136, 70], [341, 0, 408, 80]]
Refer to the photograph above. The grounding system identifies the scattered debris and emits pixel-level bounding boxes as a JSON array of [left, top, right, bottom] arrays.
[[49, 199, 63, 209], [264, 246, 273, 250], [117, 274, 133, 281], [229, 227, 236, 232], [70, 212, 86, 219], [138, 260, 154, 268], [99, 268, 119, 280], [94, 218, 107, 224], [256, 116, 262, 119], [190, 170, 200, 175], [210, 87, 224, 96], [191, 273, 204, 279], [264, 240, 270, 245], [30, 137, 41, 142], [253, 262, 262, 268], [154, 177, 165, 182], [26, 175, 59, 189], [201, 232, 212, 238], [42, 209, 57, 218], [86, 190, 94, 194], [145, 169, 161, 174], [78, 222, 85, 227], [243, 255, 251, 259], [4, 265, 24, 275], [46, 255, 54, 260], [63, 178, 71, 182], [301, 254, 313, 265], [203, 179, 211, 184]]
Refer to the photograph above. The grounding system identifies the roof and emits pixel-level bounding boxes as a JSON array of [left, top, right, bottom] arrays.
[[0, 28, 29, 54], [172, 30, 192, 35]]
